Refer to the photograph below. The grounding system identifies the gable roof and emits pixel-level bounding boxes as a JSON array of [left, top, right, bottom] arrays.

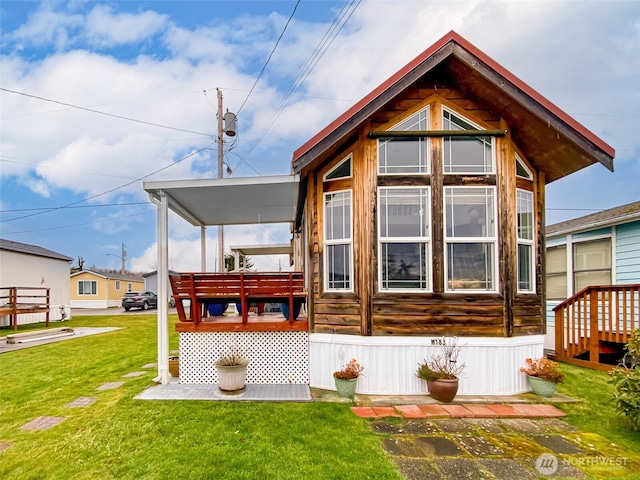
[[546, 200, 640, 237], [0, 238, 72, 262], [70, 269, 144, 282], [292, 31, 614, 184]]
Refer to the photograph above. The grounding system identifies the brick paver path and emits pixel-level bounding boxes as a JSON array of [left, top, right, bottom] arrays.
[[20, 416, 67, 431], [66, 396, 98, 407], [96, 381, 125, 391]]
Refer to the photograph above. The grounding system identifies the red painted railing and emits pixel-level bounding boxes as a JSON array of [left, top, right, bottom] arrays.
[[0, 286, 51, 330]]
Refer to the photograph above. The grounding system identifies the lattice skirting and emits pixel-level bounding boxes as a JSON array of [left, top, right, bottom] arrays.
[[179, 331, 309, 384]]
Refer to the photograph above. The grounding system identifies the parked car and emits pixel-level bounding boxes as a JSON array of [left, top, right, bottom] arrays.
[[122, 291, 158, 311]]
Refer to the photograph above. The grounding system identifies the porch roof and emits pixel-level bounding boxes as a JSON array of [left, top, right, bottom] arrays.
[[143, 174, 299, 227]]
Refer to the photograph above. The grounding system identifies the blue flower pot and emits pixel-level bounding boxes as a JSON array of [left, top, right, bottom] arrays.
[[207, 302, 228, 316], [281, 301, 302, 320]]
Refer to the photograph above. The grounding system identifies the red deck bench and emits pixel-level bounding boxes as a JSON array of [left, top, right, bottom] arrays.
[[169, 272, 306, 327]]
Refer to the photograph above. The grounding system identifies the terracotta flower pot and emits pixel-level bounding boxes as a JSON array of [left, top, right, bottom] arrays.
[[427, 378, 459, 403]]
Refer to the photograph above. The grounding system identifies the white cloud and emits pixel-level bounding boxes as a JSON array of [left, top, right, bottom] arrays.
[[84, 4, 169, 47]]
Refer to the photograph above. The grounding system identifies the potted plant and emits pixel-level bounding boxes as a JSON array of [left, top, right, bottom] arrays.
[[520, 357, 564, 397], [416, 337, 465, 402], [333, 358, 365, 398], [168, 355, 179, 377], [214, 346, 250, 393]]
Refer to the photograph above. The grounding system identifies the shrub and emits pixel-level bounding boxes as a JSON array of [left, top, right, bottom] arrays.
[[333, 358, 365, 380], [416, 337, 465, 381], [520, 358, 564, 383], [609, 329, 640, 431]]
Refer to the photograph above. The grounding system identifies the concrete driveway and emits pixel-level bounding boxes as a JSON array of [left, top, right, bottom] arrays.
[[71, 307, 177, 317]]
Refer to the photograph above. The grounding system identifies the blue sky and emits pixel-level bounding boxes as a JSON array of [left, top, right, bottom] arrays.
[[1, 0, 639, 273]]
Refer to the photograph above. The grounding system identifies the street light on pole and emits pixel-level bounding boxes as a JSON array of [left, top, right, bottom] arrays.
[[106, 243, 127, 273]]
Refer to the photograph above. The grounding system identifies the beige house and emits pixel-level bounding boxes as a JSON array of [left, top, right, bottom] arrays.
[[70, 270, 144, 308]]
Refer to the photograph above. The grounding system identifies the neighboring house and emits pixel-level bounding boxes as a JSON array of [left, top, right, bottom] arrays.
[[142, 270, 177, 306], [545, 201, 640, 355], [0, 238, 72, 326], [145, 31, 615, 394], [70, 270, 145, 309]]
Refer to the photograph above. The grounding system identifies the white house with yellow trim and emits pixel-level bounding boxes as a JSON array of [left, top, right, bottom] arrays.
[[70, 270, 144, 308]]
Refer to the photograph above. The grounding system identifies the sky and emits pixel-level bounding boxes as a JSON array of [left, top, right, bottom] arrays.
[[1, 0, 639, 274]]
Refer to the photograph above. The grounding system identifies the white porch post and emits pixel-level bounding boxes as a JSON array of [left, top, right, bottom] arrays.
[[155, 191, 170, 385], [201, 226, 207, 272]]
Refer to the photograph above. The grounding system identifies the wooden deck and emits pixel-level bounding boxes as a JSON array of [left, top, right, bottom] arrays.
[[0, 287, 50, 330], [169, 272, 306, 332], [554, 284, 640, 370]]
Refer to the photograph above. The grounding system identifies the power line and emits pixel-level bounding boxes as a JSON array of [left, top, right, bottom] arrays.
[[1, 142, 215, 223], [236, 0, 301, 117], [0, 87, 213, 138], [0, 202, 151, 213]]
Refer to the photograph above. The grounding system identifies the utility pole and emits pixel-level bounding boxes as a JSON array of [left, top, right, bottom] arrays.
[[215, 89, 237, 273], [120, 242, 127, 273], [217, 89, 224, 273]]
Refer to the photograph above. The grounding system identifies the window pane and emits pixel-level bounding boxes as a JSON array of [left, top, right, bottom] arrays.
[[325, 156, 351, 180], [324, 191, 351, 241], [443, 110, 493, 174], [445, 187, 495, 238], [380, 188, 429, 238], [517, 190, 534, 240], [447, 242, 494, 290], [378, 109, 428, 175], [546, 245, 566, 274], [573, 239, 611, 271], [575, 270, 611, 292], [546, 274, 568, 300], [518, 243, 533, 291], [380, 243, 428, 290], [327, 244, 350, 289]]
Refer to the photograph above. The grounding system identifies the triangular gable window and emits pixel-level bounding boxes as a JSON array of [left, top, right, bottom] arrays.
[[516, 153, 533, 180], [324, 155, 352, 181]]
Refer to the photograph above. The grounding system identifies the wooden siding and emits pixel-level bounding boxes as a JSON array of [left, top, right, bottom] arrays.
[[616, 221, 640, 283], [303, 86, 545, 337]]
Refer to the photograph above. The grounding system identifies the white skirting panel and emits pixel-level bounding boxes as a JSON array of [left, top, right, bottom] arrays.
[[179, 331, 309, 384], [309, 334, 544, 395]]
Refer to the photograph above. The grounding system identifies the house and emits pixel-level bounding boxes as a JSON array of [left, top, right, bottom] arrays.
[[145, 31, 615, 395], [69, 270, 145, 309], [545, 201, 640, 365], [0, 239, 72, 327]]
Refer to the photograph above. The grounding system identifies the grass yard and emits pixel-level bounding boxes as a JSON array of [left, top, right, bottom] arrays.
[[2, 313, 640, 479], [0, 313, 401, 480]]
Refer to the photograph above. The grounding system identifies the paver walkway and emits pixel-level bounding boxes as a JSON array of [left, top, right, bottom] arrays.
[[352, 405, 638, 479]]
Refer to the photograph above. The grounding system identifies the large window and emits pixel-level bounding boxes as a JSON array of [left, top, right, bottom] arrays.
[[324, 190, 352, 291], [378, 187, 430, 291], [517, 189, 535, 293], [444, 187, 497, 291], [443, 109, 494, 174], [78, 280, 97, 295], [546, 245, 567, 300], [378, 108, 429, 175], [573, 238, 612, 292]]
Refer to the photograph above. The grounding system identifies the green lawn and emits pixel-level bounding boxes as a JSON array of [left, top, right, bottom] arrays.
[[0, 314, 400, 480], [2, 314, 640, 479]]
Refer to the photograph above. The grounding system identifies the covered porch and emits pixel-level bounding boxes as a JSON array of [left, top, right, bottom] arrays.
[[143, 174, 307, 386]]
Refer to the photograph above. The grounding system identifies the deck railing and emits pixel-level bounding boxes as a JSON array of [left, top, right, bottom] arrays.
[[554, 284, 640, 369], [169, 272, 306, 332], [0, 286, 51, 330]]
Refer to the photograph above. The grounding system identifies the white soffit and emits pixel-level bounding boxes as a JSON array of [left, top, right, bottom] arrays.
[[229, 244, 292, 256], [144, 175, 299, 226]]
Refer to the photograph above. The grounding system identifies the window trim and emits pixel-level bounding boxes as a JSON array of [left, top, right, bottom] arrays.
[[442, 107, 496, 175], [377, 186, 432, 293], [78, 280, 97, 296], [323, 153, 352, 182], [443, 186, 499, 293], [377, 106, 430, 176], [323, 189, 354, 292], [516, 188, 535, 294]]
